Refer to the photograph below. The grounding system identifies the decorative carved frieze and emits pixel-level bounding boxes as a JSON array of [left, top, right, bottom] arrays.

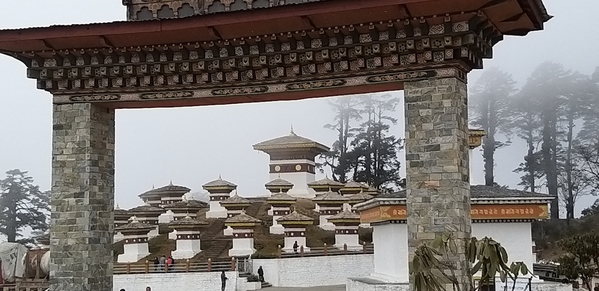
[[211, 86, 268, 96], [139, 91, 194, 99], [69, 94, 121, 102], [21, 13, 496, 102], [366, 71, 436, 83], [286, 79, 346, 91]]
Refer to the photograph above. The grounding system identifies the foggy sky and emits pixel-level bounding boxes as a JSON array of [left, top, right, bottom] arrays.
[[0, 0, 597, 218]]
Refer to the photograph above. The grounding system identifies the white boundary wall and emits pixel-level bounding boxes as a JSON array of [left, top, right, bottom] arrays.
[[253, 254, 373, 287], [113, 271, 239, 291]]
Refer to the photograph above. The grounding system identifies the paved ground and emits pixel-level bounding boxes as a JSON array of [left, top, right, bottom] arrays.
[[266, 285, 345, 291]]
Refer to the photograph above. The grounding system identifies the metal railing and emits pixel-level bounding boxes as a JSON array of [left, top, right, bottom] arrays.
[[114, 258, 236, 275], [277, 242, 374, 258], [113, 243, 374, 275]]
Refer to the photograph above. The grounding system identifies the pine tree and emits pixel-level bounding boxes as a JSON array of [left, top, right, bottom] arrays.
[[351, 94, 403, 191], [470, 68, 516, 186], [518, 62, 571, 219], [320, 97, 362, 183], [0, 169, 50, 243]]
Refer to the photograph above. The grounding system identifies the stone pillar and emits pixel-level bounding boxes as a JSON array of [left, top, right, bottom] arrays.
[[405, 76, 471, 290], [51, 103, 114, 291]]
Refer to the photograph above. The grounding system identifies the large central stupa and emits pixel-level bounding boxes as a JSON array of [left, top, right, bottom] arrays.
[[253, 129, 329, 198]]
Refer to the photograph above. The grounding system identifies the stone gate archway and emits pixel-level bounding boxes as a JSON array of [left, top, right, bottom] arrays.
[[0, 0, 550, 290]]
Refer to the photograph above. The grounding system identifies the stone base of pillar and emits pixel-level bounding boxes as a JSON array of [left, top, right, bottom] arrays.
[[118, 243, 150, 263], [172, 239, 202, 259], [269, 224, 285, 235], [347, 277, 571, 291], [224, 226, 233, 236], [206, 210, 228, 219], [346, 277, 409, 291]]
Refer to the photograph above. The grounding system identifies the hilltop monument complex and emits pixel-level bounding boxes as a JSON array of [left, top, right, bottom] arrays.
[[0, 0, 550, 290]]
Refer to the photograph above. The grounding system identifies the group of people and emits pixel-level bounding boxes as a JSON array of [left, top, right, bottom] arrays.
[[152, 255, 175, 272]]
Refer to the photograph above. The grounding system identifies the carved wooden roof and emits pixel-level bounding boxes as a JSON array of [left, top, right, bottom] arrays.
[[225, 212, 261, 224], [277, 210, 314, 223], [313, 191, 349, 202], [265, 177, 294, 187], [220, 194, 251, 206], [307, 177, 345, 187], [253, 130, 329, 152], [162, 199, 208, 209], [168, 216, 209, 227], [327, 210, 360, 221], [266, 192, 297, 202], [138, 183, 191, 198], [202, 177, 237, 189], [0, 0, 550, 108], [128, 204, 166, 213]]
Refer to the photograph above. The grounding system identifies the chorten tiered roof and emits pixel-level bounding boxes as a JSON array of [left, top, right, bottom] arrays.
[[220, 193, 251, 207], [313, 191, 349, 204], [168, 215, 209, 230], [163, 197, 208, 210], [308, 177, 345, 192], [267, 192, 297, 203], [138, 183, 191, 199], [265, 177, 294, 193], [253, 129, 329, 153], [348, 193, 374, 205], [202, 176, 237, 192], [340, 181, 370, 195], [327, 210, 361, 224], [115, 217, 156, 233], [277, 210, 314, 225], [128, 204, 165, 214], [225, 212, 262, 228]]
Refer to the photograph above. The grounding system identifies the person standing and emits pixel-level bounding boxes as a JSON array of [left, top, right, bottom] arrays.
[[167, 256, 174, 272], [153, 257, 159, 272], [159, 255, 166, 272], [257, 266, 264, 283], [221, 271, 228, 291], [293, 241, 299, 254]]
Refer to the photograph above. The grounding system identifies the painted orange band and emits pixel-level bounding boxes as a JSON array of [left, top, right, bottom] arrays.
[[360, 204, 549, 223]]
